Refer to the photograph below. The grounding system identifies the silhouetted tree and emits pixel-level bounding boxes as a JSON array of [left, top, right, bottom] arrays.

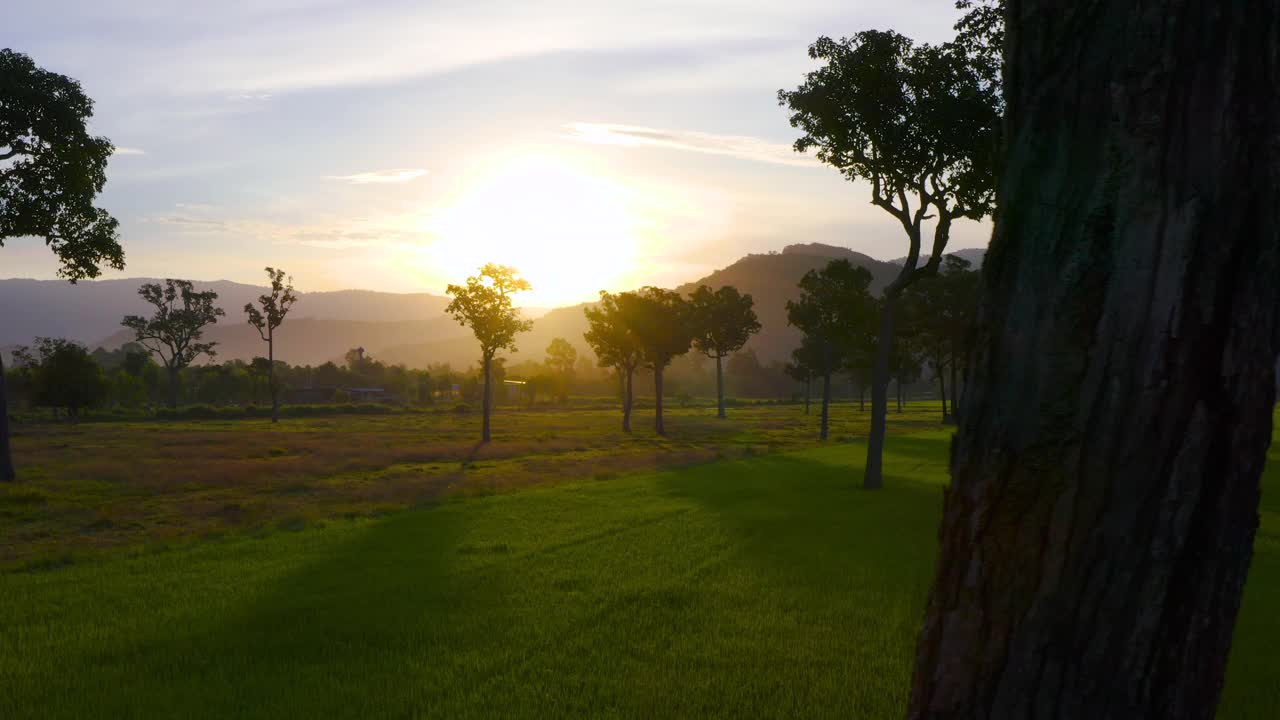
[[545, 337, 577, 404], [908, 3, 1280, 717], [627, 287, 693, 436], [584, 292, 644, 432], [121, 280, 225, 409], [899, 255, 980, 421], [780, 29, 999, 488], [688, 285, 761, 419], [445, 264, 532, 442], [785, 338, 823, 415], [12, 338, 108, 420], [786, 260, 877, 440], [244, 267, 298, 423], [0, 49, 123, 481]]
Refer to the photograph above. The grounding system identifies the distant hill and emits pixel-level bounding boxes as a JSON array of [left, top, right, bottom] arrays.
[[1, 242, 918, 369], [0, 278, 461, 366], [374, 243, 902, 368], [890, 247, 987, 268]]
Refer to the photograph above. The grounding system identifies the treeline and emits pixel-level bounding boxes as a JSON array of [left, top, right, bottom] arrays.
[[785, 255, 981, 439]]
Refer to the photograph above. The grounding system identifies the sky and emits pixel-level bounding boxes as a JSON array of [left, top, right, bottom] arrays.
[[3, 0, 991, 307]]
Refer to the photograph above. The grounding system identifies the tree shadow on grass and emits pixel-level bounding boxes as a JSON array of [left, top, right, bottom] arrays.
[[61, 505, 549, 719]]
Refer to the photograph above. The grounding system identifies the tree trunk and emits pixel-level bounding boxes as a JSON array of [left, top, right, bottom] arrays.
[[908, 3, 1280, 718], [269, 326, 279, 423], [715, 354, 726, 419], [622, 367, 633, 432], [0, 354, 14, 482], [481, 354, 491, 443], [859, 383, 866, 411], [167, 365, 180, 409], [862, 299, 895, 488], [654, 366, 665, 435], [896, 377, 904, 413], [803, 377, 811, 415]]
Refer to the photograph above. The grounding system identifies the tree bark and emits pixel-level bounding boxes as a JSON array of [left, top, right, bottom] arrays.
[[654, 366, 665, 435], [804, 377, 811, 415], [863, 299, 895, 488], [0, 354, 14, 482], [909, 3, 1280, 718], [622, 367, 633, 432], [481, 354, 491, 443], [715, 354, 726, 419]]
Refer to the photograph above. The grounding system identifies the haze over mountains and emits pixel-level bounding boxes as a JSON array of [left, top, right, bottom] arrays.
[[1, 244, 985, 369]]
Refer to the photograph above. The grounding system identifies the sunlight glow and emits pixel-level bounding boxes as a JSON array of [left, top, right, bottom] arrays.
[[427, 155, 641, 307]]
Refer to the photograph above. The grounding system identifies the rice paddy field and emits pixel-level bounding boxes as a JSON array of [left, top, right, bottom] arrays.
[[1, 402, 1275, 718]]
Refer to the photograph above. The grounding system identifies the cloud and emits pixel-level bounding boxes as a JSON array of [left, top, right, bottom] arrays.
[[112, 146, 146, 156], [565, 122, 817, 168], [325, 169, 428, 185]]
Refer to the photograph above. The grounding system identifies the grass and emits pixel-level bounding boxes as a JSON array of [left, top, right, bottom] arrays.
[[0, 405, 1275, 718], [0, 402, 940, 566]]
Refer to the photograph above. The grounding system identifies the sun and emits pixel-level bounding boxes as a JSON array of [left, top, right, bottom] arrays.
[[428, 155, 641, 307]]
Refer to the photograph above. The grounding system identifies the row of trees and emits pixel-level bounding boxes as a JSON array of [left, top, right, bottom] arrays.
[[120, 270, 297, 422], [581, 284, 760, 434], [443, 264, 767, 440], [783, 256, 981, 440]]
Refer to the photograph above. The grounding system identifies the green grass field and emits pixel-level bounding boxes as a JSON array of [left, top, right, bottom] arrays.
[[1, 404, 1276, 718]]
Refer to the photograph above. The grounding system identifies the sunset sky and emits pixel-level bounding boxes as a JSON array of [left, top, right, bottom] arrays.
[[3, 0, 990, 306]]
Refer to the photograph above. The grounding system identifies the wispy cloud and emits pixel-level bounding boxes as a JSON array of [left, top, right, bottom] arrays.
[[112, 146, 146, 156], [565, 122, 816, 168], [325, 168, 428, 185]]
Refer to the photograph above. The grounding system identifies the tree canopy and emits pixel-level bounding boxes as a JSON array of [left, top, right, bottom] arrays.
[[121, 280, 225, 407], [779, 30, 999, 278], [0, 49, 123, 281], [445, 264, 533, 360], [12, 337, 108, 418]]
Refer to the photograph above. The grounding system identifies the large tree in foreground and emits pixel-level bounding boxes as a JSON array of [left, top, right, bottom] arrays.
[[122, 280, 225, 409], [445, 264, 532, 443], [583, 292, 644, 432], [244, 267, 298, 423], [688, 285, 761, 419], [908, 3, 1280, 717], [780, 30, 999, 489], [0, 49, 124, 481]]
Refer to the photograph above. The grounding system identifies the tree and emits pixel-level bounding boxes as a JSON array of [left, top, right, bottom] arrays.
[[898, 255, 980, 421], [786, 260, 877, 440], [445, 264, 532, 442], [545, 338, 577, 404], [583, 292, 644, 432], [780, 29, 1000, 488], [0, 49, 123, 481], [626, 287, 693, 436], [121, 280, 225, 409], [908, 3, 1280, 717], [244, 267, 298, 423], [784, 339, 822, 415], [12, 338, 108, 419], [688, 285, 761, 419]]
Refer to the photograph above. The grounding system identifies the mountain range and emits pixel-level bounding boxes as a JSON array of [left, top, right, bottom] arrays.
[[0, 244, 985, 369]]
